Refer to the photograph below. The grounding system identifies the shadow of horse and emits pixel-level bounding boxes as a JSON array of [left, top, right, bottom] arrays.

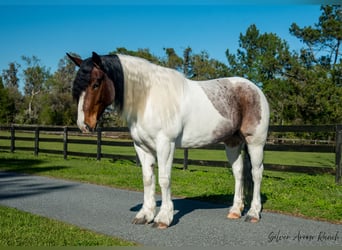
[[0, 171, 77, 200], [131, 193, 268, 227]]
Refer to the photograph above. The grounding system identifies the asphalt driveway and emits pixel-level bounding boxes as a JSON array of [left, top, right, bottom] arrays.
[[0, 171, 340, 247]]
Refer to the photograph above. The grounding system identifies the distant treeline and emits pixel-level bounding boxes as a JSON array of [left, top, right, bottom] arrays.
[[0, 5, 341, 127]]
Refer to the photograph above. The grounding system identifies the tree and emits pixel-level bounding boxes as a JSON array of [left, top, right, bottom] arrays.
[[227, 24, 293, 83], [2, 62, 20, 89], [183, 47, 192, 78], [290, 5, 342, 67], [38, 55, 77, 125], [1, 62, 23, 123], [162, 47, 183, 71], [226, 24, 295, 124], [0, 77, 10, 123], [289, 5, 342, 124], [188, 50, 229, 80], [21, 55, 50, 124]]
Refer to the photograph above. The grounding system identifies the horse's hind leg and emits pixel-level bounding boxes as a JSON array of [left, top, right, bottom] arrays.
[[225, 139, 244, 219], [245, 142, 264, 223]]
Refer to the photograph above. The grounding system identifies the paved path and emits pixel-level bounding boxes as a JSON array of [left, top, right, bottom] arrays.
[[0, 171, 341, 247]]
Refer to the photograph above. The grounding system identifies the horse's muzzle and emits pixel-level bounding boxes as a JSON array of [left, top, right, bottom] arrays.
[[81, 122, 97, 133]]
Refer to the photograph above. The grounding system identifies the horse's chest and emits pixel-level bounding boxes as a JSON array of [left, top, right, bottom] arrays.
[[129, 124, 159, 152]]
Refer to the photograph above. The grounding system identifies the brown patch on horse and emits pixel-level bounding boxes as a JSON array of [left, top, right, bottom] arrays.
[[236, 84, 262, 143], [82, 66, 115, 130], [200, 79, 261, 143], [200, 79, 241, 125]]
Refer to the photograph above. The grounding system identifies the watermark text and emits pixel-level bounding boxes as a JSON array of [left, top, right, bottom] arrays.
[[268, 230, 340, 243]]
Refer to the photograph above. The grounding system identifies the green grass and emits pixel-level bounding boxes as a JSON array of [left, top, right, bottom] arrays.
[[0, 151, 341, 224], [0, 205, 137, 246]]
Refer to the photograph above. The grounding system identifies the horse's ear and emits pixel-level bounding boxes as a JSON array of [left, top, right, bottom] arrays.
[[92, 52, 104, 70], [66, 53, 83, 67]]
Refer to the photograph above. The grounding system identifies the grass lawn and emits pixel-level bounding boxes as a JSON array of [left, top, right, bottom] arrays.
[[0, 205, 137, 246]]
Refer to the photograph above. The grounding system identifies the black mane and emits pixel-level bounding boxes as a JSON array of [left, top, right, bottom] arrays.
[[72, 54, 124, 112], [72, 57, 93, 101], [101, 55, 124, 111]]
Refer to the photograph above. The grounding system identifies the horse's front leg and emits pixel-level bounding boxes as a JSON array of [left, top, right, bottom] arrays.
[[132, 144, 156, 225], [153, 140, 175, 229]]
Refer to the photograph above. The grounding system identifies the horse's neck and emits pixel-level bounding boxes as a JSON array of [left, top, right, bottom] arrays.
[[118, 55, 185, 127], [118, 55, 151, 123]]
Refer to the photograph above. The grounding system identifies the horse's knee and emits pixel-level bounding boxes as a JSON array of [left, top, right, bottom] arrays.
[[158, 176, 170, 188], [143, 174, 155, 187], [252, 164, 263, 179]]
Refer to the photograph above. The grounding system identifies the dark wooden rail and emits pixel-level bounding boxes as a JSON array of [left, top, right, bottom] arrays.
[[0, 124, 341, 184]]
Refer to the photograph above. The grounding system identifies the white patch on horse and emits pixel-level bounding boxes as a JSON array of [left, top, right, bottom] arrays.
[[175, 80, 233, 148], [77, 91, 87, 132]]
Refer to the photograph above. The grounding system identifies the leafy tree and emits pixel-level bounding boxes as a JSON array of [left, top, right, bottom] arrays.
[[289, 5, 342, 124], [39, 55, 77, 125], [21, 55, 50, 124], [0, 77, 10, 123], [226, 24, 295, 124], [226, 24, 293, 83], [1, 62, 23, 123], [2, 62, 20, 89], [162, 47, 183, 71], [188, 47, 230, 80], [290, 5, 342, 67], [183, 47, 192, 78]]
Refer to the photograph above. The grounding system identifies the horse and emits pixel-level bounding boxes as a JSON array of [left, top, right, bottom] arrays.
[[67, 52, 270, 229]]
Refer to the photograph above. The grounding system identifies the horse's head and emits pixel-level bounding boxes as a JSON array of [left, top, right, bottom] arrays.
[[67, 52, 115, 132]]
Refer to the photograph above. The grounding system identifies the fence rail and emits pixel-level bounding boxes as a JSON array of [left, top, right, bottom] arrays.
[[0, 124, 341, 184]]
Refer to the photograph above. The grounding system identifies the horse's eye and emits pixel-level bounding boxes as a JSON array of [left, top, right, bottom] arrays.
[[93, 81, 100, 90]]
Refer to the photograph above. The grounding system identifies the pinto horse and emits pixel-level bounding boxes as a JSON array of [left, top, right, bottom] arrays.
[[67, 52, 270, 229]]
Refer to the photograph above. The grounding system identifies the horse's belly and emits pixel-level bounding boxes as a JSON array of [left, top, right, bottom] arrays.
[[177, 115, 236, 148]]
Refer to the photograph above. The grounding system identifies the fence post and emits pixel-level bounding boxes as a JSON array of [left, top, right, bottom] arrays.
[[135, 153, 140, 167], [34, 126, 39, 156], [183, 148, 188, 170], [335, 125, 342, 185], [97, 127, 102, 161], [10, 125, 15, 153], [63, 126, 68, 160]]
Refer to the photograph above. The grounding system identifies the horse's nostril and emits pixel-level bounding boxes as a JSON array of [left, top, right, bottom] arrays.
[[84, 123, 97, 132], [84, 123, 91, 132]]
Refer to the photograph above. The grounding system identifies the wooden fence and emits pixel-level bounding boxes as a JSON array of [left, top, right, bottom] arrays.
[[0, 124, 341, 184]]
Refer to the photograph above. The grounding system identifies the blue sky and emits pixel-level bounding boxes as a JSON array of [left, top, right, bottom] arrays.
[[0, 1, 325, 80]]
